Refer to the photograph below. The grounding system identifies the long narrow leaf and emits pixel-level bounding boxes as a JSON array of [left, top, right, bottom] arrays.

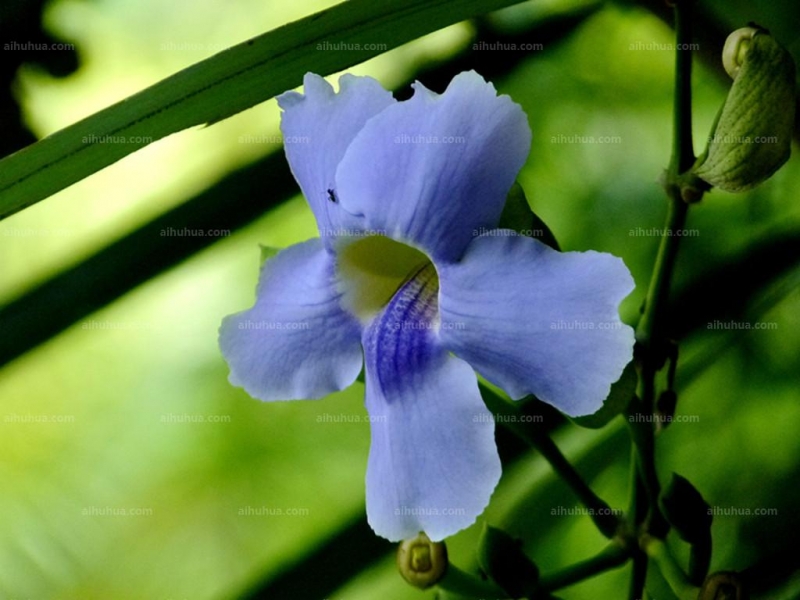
[[0, 7, 604, 368], [0, 0, 524, 221]]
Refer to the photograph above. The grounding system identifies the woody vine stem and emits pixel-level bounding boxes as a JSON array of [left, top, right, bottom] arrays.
[[628, 0, 700, 597]]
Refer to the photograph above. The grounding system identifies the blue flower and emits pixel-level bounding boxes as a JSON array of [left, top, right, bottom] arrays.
[[219, 71, 634, 541]]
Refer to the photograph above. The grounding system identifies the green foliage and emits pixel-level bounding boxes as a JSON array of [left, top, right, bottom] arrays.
[[2, 0, 800, 599], [477, 524, 539, 597], [499, 182, 561, 250], [571, 362, 637, 429], [660, 473, 712, 545], [0, 0, 525, 221]]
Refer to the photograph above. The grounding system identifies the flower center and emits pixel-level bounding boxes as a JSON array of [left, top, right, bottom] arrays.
[[336, 235, 438, 321]]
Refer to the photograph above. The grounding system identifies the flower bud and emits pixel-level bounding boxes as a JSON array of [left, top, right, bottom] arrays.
[[699, 571, 748, 600], [693, 26, 796, 192], [396, 532, 448, 589]]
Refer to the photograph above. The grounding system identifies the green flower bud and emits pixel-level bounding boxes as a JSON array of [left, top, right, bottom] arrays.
[[693, 26, 796, 192], [699, 571, 748, 600], [396, 532, 448, 590]]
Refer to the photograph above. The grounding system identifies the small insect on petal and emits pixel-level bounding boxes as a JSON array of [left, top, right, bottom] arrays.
[[327, 188, 338, 203]]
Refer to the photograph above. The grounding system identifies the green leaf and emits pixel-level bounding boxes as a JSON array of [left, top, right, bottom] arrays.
[[498, 182, 561, 250], [570, 361, 637, 429], [659, 473, 712, 545], [237, 515, 393, 599], [259, 244, 281, 265], [477, 524, 539, 598], [0, 0, 526, 221]]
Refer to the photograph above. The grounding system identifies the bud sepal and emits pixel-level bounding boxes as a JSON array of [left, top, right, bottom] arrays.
[[693, 26, 796, 193]]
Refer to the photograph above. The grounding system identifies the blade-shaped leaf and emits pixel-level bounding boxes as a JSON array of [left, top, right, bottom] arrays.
[[0, 0, 525, 221]]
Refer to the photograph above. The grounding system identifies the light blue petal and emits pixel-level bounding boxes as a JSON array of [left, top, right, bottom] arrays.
[[334, 70, 531, 262], [438, 234, 635, 417], [219, 239, 363, 401], [278, 73, 395, 243], [361, 266, 501, 541]]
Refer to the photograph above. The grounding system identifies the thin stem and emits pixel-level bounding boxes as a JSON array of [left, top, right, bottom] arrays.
[[635, 197, 690, 350], [626, 441, 648, 600], [628, 552, 648, 600], [526, 426, 621, 538], [642, 536, 700, 600], [632, 0, 696, 515], [637, 0, 696, 351], [479, 384, 621, 538], [628, 403, 670, 540], [626, 444, 640, 519], [670, 0, 696, 175], [628, 0, 699, 596], [539, 541, 630, 592]]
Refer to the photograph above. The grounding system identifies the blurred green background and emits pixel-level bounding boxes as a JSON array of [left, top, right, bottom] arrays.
[[1, 0, 799, 598]]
